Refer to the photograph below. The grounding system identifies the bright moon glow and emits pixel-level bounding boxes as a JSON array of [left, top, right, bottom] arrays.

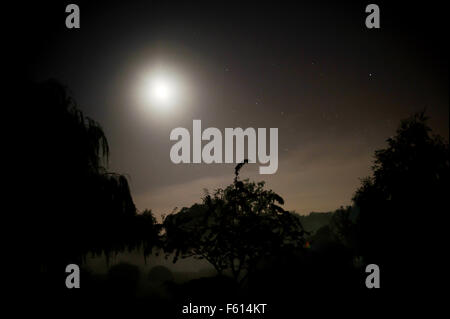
[[135, 63, 194, 119], [146, 77, 175, 109], [138, 70, 180, 113], [152, 79, 172, 104]]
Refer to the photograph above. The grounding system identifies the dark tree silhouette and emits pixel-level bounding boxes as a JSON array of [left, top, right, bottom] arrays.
[[352, 111, 449, 289], [19, 80, 160, 277], [163, 161, 307, 284], [329, 206, 358, 249]]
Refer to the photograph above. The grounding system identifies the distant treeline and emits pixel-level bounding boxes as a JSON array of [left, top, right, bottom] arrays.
[[296, 211, 334, 233]]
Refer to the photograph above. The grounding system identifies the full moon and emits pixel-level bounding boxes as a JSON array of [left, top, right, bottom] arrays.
[[135, 67, 182, 114], [152, 79, 172, 104], [145, 76, 176, 110], [134, 63, 194, 118]]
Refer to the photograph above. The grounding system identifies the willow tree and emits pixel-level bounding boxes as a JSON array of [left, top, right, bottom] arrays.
[[21, 80, 156, 270]]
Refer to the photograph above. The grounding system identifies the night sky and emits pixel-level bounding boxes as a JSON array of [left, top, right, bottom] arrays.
[[20, 1, 448, 217]]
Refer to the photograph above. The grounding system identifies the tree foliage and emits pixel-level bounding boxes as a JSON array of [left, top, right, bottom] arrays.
[[23, 80, 160, 268], [163, 161, 306, 283], [352, 111, 449, 265]]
